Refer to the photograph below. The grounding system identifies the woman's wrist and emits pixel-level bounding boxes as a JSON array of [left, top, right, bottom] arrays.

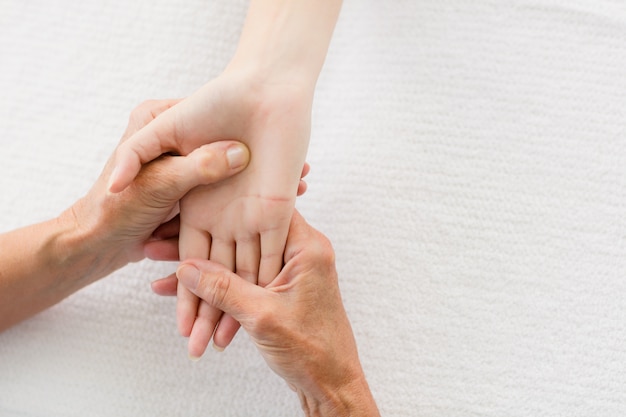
[[224, 0, 342, 92], [57, 196, 131, 284], [299, 370, 380, 417], [293, 336, 379, 417], [0, 206, 108, 331], [54, 201, 120, 285]]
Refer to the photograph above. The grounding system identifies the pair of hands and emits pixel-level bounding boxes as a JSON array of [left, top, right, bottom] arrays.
[[81, 100, 379, 414], [79, 95, 309, 347], [103, 0, 344, 360], [106, 71, 312, 357]]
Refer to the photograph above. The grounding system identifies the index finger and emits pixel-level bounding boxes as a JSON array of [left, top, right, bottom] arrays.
[[119, 99, 182, 143]]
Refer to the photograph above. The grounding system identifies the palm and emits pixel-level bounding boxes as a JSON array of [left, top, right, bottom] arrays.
[[112, 72, 313, 356], [172, 75, 311, 356]]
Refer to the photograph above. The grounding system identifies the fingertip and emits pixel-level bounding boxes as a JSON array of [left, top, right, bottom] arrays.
[[187, 304, 217, 359], [297, 179, 307, 196], [176, 264, 201, 291], [301, 162, 310, 178], [108, 146, 145, 193], [107, 165, 132, 194], [150, 275, 178, 296], [107, 165, 123, 193], [144, 239, 179, 261]]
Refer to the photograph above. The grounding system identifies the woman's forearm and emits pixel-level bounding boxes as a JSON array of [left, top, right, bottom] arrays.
[[0, 208, 103, 331], [226, 0, 343, 89]]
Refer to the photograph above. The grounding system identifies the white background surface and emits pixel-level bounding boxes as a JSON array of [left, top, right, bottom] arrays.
[[1, 0, 626, 415]]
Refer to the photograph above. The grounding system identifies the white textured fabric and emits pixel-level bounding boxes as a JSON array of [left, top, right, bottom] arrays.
[[1, 0, 626, 415]]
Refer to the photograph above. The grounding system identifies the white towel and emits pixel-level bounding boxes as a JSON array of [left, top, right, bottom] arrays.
[[1, 0, 626, 415]]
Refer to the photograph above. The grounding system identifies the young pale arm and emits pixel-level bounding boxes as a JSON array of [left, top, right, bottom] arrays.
[[0, 101, 250, 332], [107, 0, 343, 358]]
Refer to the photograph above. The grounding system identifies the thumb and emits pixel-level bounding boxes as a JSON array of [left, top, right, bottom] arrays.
[[132, 141, 249, 207], [176, 260, 265, 322], [166, 141, 250, 197]]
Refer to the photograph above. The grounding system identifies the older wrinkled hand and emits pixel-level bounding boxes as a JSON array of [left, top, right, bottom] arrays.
[[151, 211, 380, 416], [73, 99, 250, 270]]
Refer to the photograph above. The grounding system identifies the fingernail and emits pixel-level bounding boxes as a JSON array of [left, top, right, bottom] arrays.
[[212, 342, 225, 353], [177, 265, 200, 291], [226, 145, 247, 169], [188, 354, 202, 362]]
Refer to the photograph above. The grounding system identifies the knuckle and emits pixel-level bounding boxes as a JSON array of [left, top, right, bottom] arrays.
[[196, 148, 225, 183], [309, 232, 336, 266], [205, 270, 232, 310], [235, 268, 257, 284], [248, 304, 279, 335]]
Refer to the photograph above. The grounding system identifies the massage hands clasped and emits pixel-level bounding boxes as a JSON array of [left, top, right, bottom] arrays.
[[0, 1, 381, 415], [109, 0, 342, 359]]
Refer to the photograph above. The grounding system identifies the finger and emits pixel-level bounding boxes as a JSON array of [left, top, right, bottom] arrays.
[[209, 237, 236, 271], [183, 232, 233, 356], [120, 99, 182, 143], [190, 237, 237, 351], [131, 142, 250, 204], [301, 162, 310, 179], [296, 163, 309, 196], [151, 215, 181, 240], [109, 106, 182, 192], [188, 300, 223, 360], [235, 236, 261, 284], [212, 315, 241, 350], [212, 235, 261, 349], [177, 285, 199, 337], [297, 179, 307, 196], [144, 215, 181, 260], [283, 210, 313, 263], [151, 274, 178, 296], [144, 238, 179, 261], [177, 226, 210, 337], [190, 142, 250, 186], [258, 225, 290, 287], [176, 261, 267, 322]]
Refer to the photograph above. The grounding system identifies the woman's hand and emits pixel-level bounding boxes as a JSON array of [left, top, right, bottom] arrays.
[[0, 100, 250, 331], [108, 70, 314, 358], [154, 211, 380, 417], [106, 0, 343, 358]]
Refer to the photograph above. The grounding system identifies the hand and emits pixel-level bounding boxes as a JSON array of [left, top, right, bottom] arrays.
[[145, 161, 310, 263], [106, 0, 343, 358], [152, 212, 380, 417], [70, 99, 252, 274], [0, 99, 251, 331], [108, 70, 313, 357]]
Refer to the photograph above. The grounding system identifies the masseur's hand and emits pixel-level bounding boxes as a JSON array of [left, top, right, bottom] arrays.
[[69, 99, 251, 276], [0, 99, 250, 331], [153, 212, 380, 417]]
